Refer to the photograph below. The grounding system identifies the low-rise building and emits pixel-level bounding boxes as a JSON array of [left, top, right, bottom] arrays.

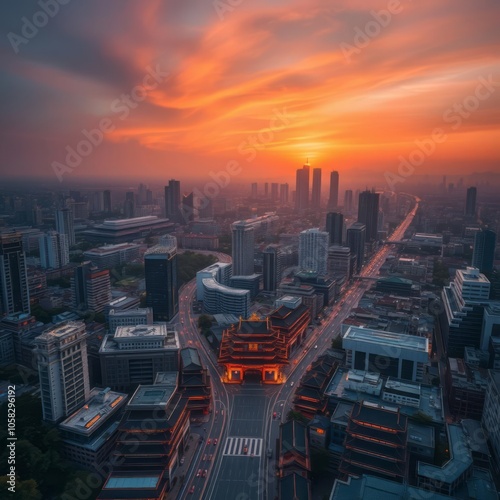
[[84, 243, 141, 269], [342, 326, 429, 382], [107, 307, 153, 334], [99, 324, 179, 392], [59, 387, 127, 470]]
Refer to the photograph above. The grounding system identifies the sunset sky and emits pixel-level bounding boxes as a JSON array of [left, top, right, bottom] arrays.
[[1, 0, 499, 187]]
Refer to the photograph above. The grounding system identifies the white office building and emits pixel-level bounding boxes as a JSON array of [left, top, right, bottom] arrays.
[[299, 228, 329, 275], [34, 321, 90, 423], [202, 277, 250, 318], [342, 326, 429, 382], [196, 262, 232, 301], [39, 231, 69, 269]]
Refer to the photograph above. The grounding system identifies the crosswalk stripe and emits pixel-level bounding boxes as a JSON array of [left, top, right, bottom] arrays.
[[222, 437, 264, 456]]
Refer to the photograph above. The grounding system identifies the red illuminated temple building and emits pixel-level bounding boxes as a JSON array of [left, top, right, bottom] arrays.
[[218, 313, 288, 383]]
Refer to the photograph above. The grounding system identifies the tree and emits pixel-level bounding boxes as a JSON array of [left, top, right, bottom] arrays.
[[198, 315, 214, 331], [286, 410, 309, 425], [331, 336, 343, 350], [311, 447, 331, 479], [0, 477, 42, 500]]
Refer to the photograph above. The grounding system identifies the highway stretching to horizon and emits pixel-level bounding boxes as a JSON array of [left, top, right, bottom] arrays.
[[177, 195, 420, 500]]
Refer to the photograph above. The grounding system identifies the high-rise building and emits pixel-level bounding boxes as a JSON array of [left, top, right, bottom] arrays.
[[180, 192, 195, 223], [39, 231, 69, 269], [251, 182, 258, 199], [357, 190, 380, 241], [145, 235, 179, 322], [347, 222, 366, 273], [164, 179, 182, 223], [34, 321, 90, 423], [231, 221, 255, 276], [344, 189, 353, 212], [311, 168, 322, 209], [328, 171, 339, 210], [263, 245, 282, 292], [72, 262, 111, 313], [123, 191, 135, 219], [295, 164, 310, 212], [465, 186, 477, 217], [299, 228, 329, 275], [103, 190, 112, 213], [328, 246, 352, 281], [55, 208, 75, 246], [0, 233, 30, 316], [280, 183, 289, 204], [472, 229, 496, 274], [264, 182, 269, 199], [271, 183, 279, 202], [441, 267, 491, 356], [326, 212, 344, 246]]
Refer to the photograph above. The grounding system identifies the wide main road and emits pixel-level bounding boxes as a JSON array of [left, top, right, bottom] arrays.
[[178, 195, 420, 500]]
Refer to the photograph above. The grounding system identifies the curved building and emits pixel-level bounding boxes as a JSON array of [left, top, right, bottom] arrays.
[[202, 277, 250, 318]]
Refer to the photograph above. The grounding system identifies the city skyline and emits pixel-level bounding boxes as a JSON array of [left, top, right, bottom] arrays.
[[1, 0, 499, 185]]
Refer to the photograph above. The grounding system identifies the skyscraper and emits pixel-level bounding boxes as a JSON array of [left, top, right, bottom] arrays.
[[311, 168, 322, 209], [271, 183, 279, 202], [347, 222, 366, 273], [328, 171, 339, 210], [251, 182, 258, 199], [465, 186, 477, 217], [280, 183, 289, 204], [326, 212, 344, 246], [123, 191, 135, 218], [344, 189, 353, 212], [357, 190, 380, 241], [71, 261, 111, 313], [0, 233, 30, 316], [180, 192, 195, 222], [55, 208, 75, 246], [145, 235, 179, 321], [39, 231, 69, 269], [103, 190, 112, 213], [299, 228, 329, 275], [295, 163, 310, 212], [263, 245, 282, 292], [34, 321, 90, 423], [164, 179, 182, 223], [472, 229, 497, 274], [231, 221, 255, 276]]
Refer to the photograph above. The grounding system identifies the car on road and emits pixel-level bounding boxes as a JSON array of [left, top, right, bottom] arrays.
[[207, 438, 211, 445], [202, 470, 207, 478], [267, 448, 273, 458], [213, 439, 218, 446], [203, 454, 207, 461], [189, 485, 195, 494], [314, 345, 318, 349], [290, 381, 294, 387], [273, 411, 277, 419], [196, 469, 202, 477], [208, 454, 213, 461]]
